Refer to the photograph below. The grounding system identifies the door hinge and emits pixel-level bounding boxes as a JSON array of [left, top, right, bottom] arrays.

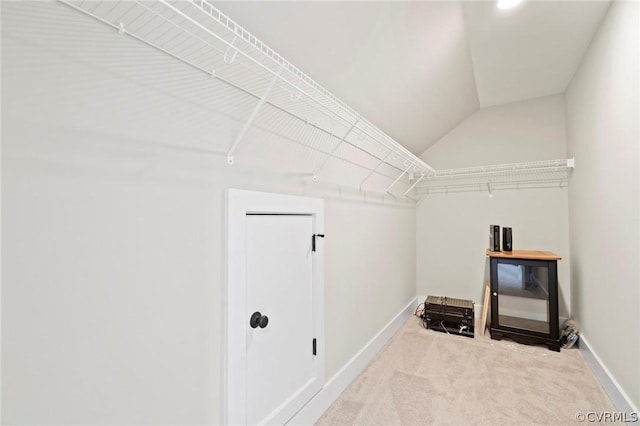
[[312, 338, 317, 356], [312, 234, 325, 252]]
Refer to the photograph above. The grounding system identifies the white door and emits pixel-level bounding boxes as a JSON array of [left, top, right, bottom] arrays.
[[245, 214, 322, 425]]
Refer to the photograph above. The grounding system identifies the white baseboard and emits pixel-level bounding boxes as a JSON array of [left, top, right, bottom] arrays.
[[287, 296, 420, 425], [579, 334, 638, 415]]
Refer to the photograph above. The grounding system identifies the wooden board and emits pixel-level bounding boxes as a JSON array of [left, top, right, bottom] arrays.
[[480, 281, 490, 336], [486, 249, 561, 260]]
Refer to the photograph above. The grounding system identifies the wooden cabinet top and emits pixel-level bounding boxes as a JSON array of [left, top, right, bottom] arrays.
[[486, 249, 562, 260]]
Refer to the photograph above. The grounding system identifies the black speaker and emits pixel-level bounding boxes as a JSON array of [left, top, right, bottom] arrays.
[[502, 227, 513, 252], [489, 225, 500, 251]]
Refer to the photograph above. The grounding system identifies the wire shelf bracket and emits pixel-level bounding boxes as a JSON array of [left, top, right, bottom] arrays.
[[227, 69, 282, 165], [360, 152, 392, 190], [386, 161, 416, 195], [312, 119, 359, 179]]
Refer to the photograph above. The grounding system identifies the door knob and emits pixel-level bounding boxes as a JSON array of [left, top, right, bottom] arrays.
[[250, 311, 269, 329], [258, 315, 269, 328]]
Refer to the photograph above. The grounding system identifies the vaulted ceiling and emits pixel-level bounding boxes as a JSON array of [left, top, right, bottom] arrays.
[[214, 1, 611, 155]]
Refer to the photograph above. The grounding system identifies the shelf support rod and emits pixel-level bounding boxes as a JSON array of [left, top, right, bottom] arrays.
[[386, 161, 415, 195], [227, 69, 281, 165], [403, 174, 425, 197], [360, 152, 392, 189], [312, 120, 359, 179]]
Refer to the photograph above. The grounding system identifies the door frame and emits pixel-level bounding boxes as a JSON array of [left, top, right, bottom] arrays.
[[225, 189, 325, 425]]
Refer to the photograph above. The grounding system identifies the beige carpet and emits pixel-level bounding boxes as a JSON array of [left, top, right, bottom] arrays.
[[316, 317, 617, 425]]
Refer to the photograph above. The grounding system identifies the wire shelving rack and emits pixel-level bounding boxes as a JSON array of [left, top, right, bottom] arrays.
[[59, 0, 435, 200], [416, 158, 575, 196], [57, 0, 575, 201]]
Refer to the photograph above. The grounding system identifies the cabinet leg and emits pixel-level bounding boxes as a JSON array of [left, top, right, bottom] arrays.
[[547, 342, 561, 352], [490, 331, 503, 341]]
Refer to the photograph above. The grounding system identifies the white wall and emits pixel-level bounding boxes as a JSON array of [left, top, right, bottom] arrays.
[[417, 95, 571, 317], [324, 199, 416, 377], [565, 1, 639, 410], [1, 3, 416, 424]]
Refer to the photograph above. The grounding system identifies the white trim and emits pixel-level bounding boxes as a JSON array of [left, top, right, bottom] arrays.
[[225, 189, 325, 425], [287, 297, 420, 425], [579, 334, 638, 415]]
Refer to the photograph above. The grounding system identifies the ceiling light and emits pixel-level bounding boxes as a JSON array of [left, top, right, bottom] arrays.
[[497, 0, 524, 10]]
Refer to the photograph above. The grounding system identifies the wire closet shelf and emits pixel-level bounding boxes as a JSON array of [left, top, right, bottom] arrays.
[[59, 0, 436, 200], [58, 0, 575, 201], [417, 158, 575, 196]]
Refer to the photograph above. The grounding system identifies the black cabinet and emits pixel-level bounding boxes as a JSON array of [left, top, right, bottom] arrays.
[[487, 250, 561, 352]]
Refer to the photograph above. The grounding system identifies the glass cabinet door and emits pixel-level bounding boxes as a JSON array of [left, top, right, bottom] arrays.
[[496, 260, 550, 334]]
